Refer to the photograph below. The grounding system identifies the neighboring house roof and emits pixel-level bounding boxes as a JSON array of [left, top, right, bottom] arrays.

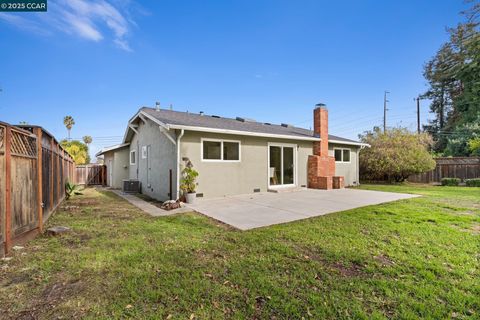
[[124, 107, 367, 146], [95, 143, 130, 157]]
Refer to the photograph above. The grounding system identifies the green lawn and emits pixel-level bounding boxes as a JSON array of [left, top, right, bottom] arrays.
[[1, 184, 479, 319]]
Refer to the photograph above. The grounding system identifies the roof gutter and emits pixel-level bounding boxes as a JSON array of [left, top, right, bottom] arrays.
[[95, 143, 131, 157], [328, 139, 370, 147], [167, 124, 321, 141]]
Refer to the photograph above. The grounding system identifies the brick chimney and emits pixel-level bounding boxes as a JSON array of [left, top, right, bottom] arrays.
[[308, 103, 344, 189], [313, 103, 329, 157]]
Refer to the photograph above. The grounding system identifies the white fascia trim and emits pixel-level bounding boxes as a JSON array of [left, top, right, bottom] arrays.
[[128, 125, 138, 135], [328, 139, 370, 147], [138, 113, 147, 123], [122, 110, 171, 144], [139, 111, 170, 129], [95, 143, 131, 157], [167, 124, 321, 141]]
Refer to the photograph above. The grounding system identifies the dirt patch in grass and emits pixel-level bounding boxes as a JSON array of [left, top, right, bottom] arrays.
[[331, 261, 365, 277], [58, 232, 92, 249], [75, 199, 100, 206], [374, 254, 395, 267], [1, 272, 30, 287], [13, 279, 86, 320], [468, 224, 480, 235], [97, 212, 135, 220], [286, 242, 367, 277], [42, 279, 84, 302]]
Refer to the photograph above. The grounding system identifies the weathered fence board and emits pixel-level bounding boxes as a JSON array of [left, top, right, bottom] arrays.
[[75, 164, 106, 186], [409, 157, 480, 183], [0, 122, 75, 256], [0, 125, 6, 254]]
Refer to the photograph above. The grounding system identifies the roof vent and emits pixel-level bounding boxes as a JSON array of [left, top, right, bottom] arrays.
[[281, 123, 293, 128], [264, 122, 271, 125], [199, 111, 204, 116], [236, 117, 256, 123], [211, 115, 220, 118], [155, 101, 160, 111]]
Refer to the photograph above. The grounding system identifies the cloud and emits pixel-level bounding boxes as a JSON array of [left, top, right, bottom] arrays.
[[0, 12, 51, 35], [0, 0, 134, 51]]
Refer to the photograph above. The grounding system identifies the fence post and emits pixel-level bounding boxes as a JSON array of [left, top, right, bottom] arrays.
[[4, 126, 11, 253], [50, 137, 54, 211], [36, 128, 43, 232], [57, 143, 60, 203]]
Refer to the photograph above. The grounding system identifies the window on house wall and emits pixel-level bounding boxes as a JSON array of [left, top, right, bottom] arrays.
[[334, 148, 351, 163], [334, 149, 342, 162], [202, 139, 240, 161], [130, 150, 136, 165], [223, 142, 240, 160], [203, 141, 221, 160]]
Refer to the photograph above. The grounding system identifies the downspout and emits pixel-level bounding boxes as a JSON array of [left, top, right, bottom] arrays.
[[176, 129, 185, 199]]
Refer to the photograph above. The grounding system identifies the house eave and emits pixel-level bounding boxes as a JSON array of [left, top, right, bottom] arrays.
[[95, 143, 130, 157], [167, 124, 321, 141], [123, 110, 171, 143], [328, 139, 370, 147]]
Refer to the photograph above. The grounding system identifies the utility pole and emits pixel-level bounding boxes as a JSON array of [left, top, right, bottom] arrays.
[[383, 91, 389, 132], [416, 96, 421, 134]]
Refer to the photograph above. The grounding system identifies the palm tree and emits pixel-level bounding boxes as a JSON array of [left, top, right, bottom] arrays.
[[82, 135, 92, 146], [63, 116, 75, 140]]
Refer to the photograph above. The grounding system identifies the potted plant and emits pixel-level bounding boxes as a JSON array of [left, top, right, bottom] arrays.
[[180, 166, 199, 203]]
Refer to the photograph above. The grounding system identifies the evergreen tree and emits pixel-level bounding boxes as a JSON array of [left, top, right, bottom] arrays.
[[422, 1, 479, 155]]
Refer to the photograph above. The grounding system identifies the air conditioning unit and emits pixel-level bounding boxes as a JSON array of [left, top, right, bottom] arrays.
[[123, 179, 141, 193]]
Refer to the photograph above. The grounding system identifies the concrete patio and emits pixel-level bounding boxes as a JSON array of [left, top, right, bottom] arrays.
[[186, 188, 419, 230]]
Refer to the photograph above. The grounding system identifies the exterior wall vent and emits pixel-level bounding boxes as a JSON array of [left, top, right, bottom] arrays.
[[253, 188, 261, 193], [196, 193, 204, 198]]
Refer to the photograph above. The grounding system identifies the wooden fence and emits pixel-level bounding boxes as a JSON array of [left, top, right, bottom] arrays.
[[75, 164, 106, 186], [0, 122, 75, 256], [408, 157, 480, 183]]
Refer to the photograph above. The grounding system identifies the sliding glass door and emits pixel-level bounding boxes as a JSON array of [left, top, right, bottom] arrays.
[[269, 143, 296, 187]]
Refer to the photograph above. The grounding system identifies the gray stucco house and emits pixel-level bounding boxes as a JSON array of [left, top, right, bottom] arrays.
[[97, 103, 368, 201]]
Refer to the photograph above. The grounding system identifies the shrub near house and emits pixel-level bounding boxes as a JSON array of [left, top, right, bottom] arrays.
[[359, 128, 436, 182]]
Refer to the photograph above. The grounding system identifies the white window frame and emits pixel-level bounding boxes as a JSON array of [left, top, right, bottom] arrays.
[[201, 138, 241, 162], [130, 150, 137, 165], [334, 148, 351, 163]]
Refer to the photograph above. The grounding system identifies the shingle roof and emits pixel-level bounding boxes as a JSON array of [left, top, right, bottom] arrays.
[[139, 107, 362, 145]]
